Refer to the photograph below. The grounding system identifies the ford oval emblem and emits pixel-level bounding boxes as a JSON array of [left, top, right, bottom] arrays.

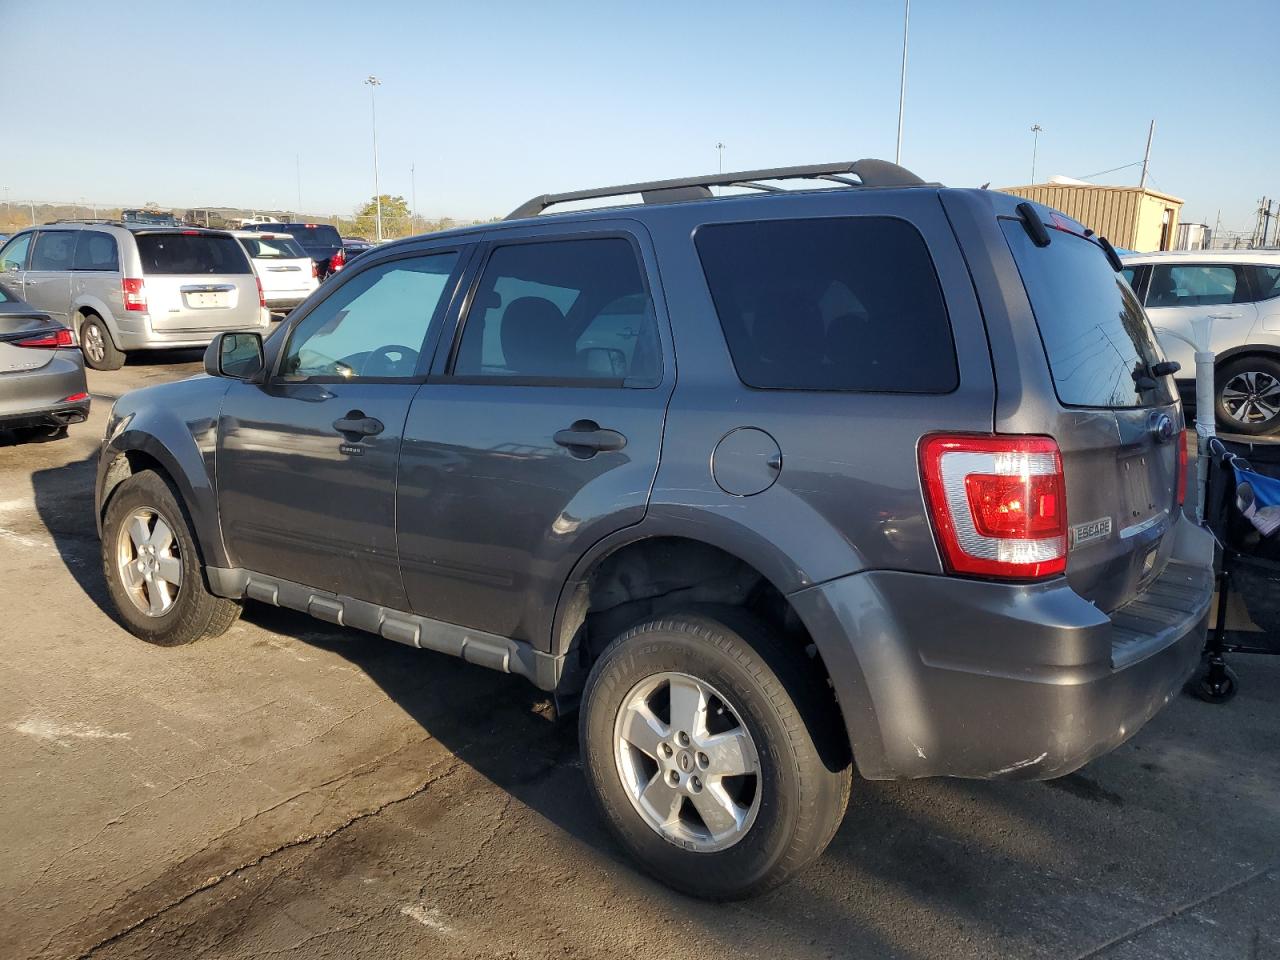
[[1150, 413, 1175, 444]]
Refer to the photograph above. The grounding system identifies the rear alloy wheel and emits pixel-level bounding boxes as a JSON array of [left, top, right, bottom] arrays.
[[102, 470, 240, 645], [580, 609, 851, 900], [1216, 356, 1280, 436], [80, 314, 124, 371]]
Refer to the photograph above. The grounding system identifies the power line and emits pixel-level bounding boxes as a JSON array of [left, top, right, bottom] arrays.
[[1073, 160, 1143, 180]]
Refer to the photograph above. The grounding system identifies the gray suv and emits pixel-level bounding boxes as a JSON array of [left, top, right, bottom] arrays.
[[0, 222, 269, 370], [94, 161, 1214, 899]]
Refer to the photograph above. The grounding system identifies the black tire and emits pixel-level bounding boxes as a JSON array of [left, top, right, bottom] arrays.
[[580, 609, 851, 900], [1215, 355, 1280, 437], [80, 313, 125, 371], [101, 470, 240, 645]]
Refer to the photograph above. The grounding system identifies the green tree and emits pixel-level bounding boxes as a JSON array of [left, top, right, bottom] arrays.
[[351, 194, 411, 239]]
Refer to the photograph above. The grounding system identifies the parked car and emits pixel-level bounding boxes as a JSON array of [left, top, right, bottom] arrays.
[[342, 237, 374, 263], [0, 283, 88, 440], [241, 222, 344, 279], [96, 161, 1212, 900], [231, 231, 318, 313], [1121, 250, 1280, 435], [122, 209, 180, 227], [237, 214, 280, 228], [0, 222, 269, 370]]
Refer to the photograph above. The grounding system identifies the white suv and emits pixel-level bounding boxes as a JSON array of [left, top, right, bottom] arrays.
[[231, 231, 319, 313], [1121, 250, 1280, 435]]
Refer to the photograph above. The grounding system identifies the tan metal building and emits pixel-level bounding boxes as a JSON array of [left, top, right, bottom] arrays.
[[998, 182, 1184, 252]]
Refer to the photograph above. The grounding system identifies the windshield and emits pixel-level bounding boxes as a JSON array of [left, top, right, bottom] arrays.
[[1000, 219, 1175, 409], [240, 235, 307, 259], [136, 234, 252, 275], [279, 224, 340, 253]]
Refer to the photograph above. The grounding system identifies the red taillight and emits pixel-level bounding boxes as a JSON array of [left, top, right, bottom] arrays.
[[60, 392, 89, 403], [1177, 429, 1189, 507], [181, 229, 200, 235], [122, 278, 147, 312], [920, 434, 1068, 580], [310, 260, 318, 279], [330, 248, 345, 272], [15, 328, 75, 348], [255, 276, 265, 308]]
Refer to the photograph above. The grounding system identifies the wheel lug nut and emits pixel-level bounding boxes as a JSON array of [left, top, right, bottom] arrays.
[[697, 752, 709, 769], [677, 732, 690, 747], [690, 776, 702, 792], [668, 770, 679, 786], [660, 743, 673, 758]]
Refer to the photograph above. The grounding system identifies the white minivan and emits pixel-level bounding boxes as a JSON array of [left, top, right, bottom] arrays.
[[1121, 250, 1280, 435], [231, 231, 319, 313]]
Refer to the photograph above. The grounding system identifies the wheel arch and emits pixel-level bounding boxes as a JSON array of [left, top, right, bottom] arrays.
[[551, 524, 860, 768], [98, 429, 228, 569]]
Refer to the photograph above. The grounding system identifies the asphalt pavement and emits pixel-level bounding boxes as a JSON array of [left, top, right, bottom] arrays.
[[1, 355, 1278, 960]]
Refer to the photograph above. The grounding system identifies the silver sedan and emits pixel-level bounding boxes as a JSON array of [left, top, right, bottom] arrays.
[[0, 283, 89, 441]]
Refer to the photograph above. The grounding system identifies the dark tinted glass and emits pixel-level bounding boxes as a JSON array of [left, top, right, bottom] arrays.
[[278, 223, 341, 253], [29, 232, 77, 271], [135, 234, 252, 275], [1248, 264, 1280, 302], [695, 217, 957, 392], [72, 231, 119, 271], [453, 238, 660, 385], [1000, 220, 1174, 409]]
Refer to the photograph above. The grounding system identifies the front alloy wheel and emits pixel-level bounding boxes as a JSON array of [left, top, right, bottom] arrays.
[[115, 506, 183, 616], [1220, 370, 1280, 427]]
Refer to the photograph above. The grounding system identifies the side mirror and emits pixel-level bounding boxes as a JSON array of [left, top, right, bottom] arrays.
[[205, 332, 265, 381]]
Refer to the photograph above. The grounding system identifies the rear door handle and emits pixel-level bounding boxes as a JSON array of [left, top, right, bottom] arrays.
[[333, 412, 384, 438], [554, 420, 627, 458]]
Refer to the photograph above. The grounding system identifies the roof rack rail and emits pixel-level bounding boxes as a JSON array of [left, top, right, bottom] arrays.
[[506, 159, 932, 220], [46, 218, 122, 225]]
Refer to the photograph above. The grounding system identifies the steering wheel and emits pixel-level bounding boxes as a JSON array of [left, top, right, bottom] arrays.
[[362, 343, 420, 377]]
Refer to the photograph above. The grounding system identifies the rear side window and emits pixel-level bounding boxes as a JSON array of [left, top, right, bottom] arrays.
[[72, 231, 119, 271], [452, 238, 661, 385], [1146, 263, 1249, 308], [135, 234, 251, 275], [240, 235, 307, 259], [1000, 219, 1174, 409], [695, 217, 957, 392], [29, 231, 77, 271], [0, 233, 32, 272], [1248, 265, 1280, 302]]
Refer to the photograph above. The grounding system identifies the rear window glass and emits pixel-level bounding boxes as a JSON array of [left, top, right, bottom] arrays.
[[239, 235, 307, 259], [695, 217, 957, 392], [136, 234, 251, 275], [277, 224, 341, 251], [1000, 219, 1175, 409]]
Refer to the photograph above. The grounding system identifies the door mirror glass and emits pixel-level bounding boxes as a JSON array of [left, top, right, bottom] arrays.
[[206, 332, 265, 380]]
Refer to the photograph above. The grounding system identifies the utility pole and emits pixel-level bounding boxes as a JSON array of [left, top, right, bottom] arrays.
[[1030, 124, 1044, 183], [411, 161, 417, 233], [1139, 119, 1155, 191], [295, 154, 302, 215], [895, 0, 910, 165], [364, 75, 383, 243], [715, 142, 725, 196]]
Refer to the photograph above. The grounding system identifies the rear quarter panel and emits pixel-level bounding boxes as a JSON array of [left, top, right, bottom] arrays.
[[641, 189, 996, 591]]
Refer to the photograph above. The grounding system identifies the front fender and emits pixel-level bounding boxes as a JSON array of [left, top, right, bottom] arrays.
[[96, 376, 230, 567]]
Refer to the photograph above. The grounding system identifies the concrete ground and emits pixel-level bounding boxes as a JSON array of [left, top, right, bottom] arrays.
[[1, 355, 1279, 960]]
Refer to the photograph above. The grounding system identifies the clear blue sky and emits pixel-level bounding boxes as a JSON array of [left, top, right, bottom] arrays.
[[7, 0, 1278, 232]]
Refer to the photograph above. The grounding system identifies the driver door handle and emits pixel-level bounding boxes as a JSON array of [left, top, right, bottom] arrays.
[[333, 412, 384, 438]]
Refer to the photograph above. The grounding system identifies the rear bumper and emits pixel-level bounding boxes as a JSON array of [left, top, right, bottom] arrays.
[[0, 352, 90, 428], [790, 514, 1214, 781], [114, 313, 271, 351]]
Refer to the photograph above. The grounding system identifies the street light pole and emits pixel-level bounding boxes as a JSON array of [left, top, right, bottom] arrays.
[[364, 75, 383, 242], [411, 161, 417, 233], [1030, 124, 1044, 183], [895, 0, 909, 165], [715, 142, 725, 196]]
